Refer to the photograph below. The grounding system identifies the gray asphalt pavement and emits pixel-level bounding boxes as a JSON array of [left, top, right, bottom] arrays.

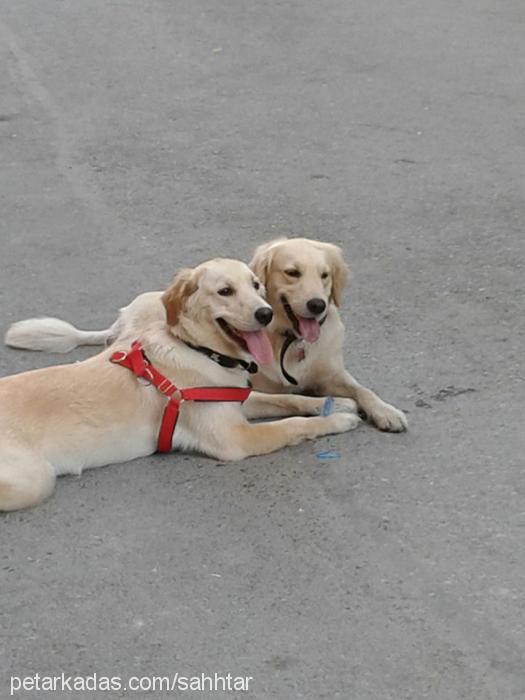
[[1, 1, 524, 698]]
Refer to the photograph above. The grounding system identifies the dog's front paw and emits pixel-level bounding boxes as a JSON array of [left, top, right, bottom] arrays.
[[366, 400, 407, 432], [326, 412, 362, 434]]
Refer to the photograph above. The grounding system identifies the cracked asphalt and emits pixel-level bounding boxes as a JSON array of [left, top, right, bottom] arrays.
[[1, 1, 524, 698]]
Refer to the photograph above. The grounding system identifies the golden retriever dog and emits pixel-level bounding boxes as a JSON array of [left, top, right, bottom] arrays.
[[5, 238, 406, 432], [0, 259, 359, 511], [247, 238, 407, 431]]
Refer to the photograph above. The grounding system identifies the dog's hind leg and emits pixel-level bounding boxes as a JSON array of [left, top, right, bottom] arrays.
[[0, 445, 56, 511]]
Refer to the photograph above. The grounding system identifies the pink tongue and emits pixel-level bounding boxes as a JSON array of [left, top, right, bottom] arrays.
[[298, 317, 321, 343], [238, 330, 274, 366]]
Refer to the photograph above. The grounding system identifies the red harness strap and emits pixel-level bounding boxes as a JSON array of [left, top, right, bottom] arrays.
[[110, 340, 251, 453]]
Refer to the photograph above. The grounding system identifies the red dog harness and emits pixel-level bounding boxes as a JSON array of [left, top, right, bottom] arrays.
[[110, 341, 251, 453]]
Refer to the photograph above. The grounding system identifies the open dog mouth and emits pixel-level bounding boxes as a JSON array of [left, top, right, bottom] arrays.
[[216, 318, 273, 365], [280, 296, 324, 343]]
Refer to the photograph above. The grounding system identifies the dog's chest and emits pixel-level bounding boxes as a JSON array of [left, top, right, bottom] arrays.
[[277, 338, 321, 386], [289, 341, 306, 363]]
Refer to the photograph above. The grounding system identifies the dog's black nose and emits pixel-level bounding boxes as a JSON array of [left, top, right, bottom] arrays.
[[254, 307, 273, 326], [306, 298, 326, 315]]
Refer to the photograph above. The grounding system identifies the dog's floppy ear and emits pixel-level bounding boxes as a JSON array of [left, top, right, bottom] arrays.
[[323, 243, 349, 307], [162, 268, 198, 326], [249, 238, 286, 286]]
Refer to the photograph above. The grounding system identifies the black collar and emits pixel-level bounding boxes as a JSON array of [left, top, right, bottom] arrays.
[[278, 314, 327, 386], [279, 331, 299, 385], [182, 340, 258, 374]]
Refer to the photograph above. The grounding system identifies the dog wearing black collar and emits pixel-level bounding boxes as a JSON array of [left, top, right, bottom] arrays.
[[0, 258, 359, 511], [247, 239, 407, 432], [5, 238, 406, 431]]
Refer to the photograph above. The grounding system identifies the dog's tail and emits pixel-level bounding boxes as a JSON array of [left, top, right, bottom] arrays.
[[4, 317, 115, 353]]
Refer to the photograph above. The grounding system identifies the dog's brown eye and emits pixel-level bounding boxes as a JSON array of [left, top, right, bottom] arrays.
[[285, 269, 301, 278], [253, 280, 260, 290], [321, 272, 329, 279], [218, 287, 234, 296]]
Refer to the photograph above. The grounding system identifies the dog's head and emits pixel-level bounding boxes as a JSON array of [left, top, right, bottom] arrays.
[[162, 258, 274, 366], [249, 238, 348, 342]]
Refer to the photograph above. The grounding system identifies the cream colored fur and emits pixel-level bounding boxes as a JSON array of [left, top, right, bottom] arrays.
[[5, 238, 406, 432], [0, 258, 359, 511]]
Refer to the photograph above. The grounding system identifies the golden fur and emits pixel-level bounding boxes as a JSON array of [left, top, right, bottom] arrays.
[[0, 258, 359, 511], [246, 239, 407, 431], [6, 238, 407, 430]]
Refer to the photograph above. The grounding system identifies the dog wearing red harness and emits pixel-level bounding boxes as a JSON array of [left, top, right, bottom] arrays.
[[0, 258, 359, 511], [6, 238, 407, 432]]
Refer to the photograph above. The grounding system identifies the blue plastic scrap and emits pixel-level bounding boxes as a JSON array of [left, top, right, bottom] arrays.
[[321, 396, 334, 416], [316, 450, 341, 460], [316, 398, 341, 459]]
